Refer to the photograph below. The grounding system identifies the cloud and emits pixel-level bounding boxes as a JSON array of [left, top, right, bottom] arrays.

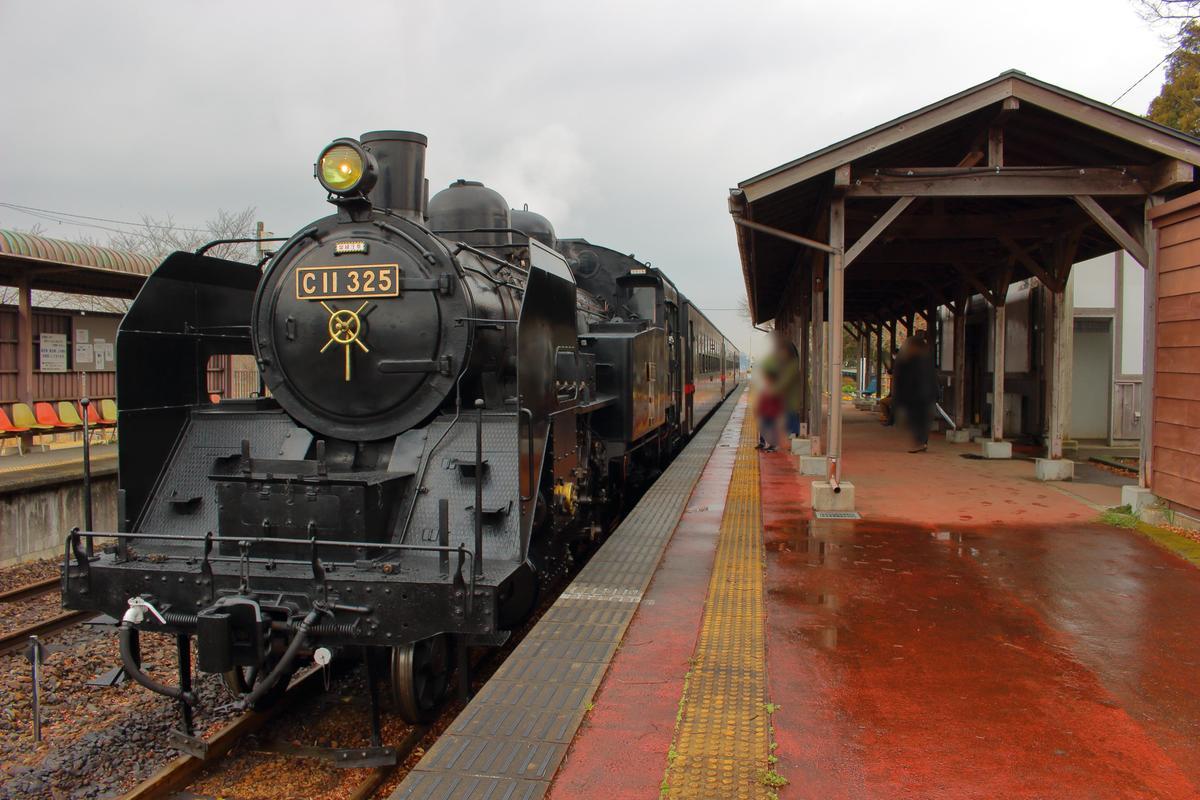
[[0, 0, 1174, 356]]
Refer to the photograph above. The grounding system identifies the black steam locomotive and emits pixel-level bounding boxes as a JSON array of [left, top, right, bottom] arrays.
[[62, 131, 738, 753]]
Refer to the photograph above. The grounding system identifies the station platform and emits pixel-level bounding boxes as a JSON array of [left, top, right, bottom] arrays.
[[0, 442, 117, 493], [394, 395, 1200, 799]]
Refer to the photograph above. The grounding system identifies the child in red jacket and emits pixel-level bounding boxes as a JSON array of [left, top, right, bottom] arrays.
[[756, 382, 783, 452]]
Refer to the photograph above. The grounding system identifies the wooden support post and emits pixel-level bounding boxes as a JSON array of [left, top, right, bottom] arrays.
[[1046, 279, 1073, 460], [988, 125, 1004, 168], [1140, 198, 1161, 489], [953, 300, 967, 428], [799, 279, 811, 422], [857, 329, 867, 396], [828, 195, 846, 477], [15, 270, 35, 452], [809, 256, 824, 451], [991, 302, 1006, 442], [16, 269, 33, 404], [877, 324, 886, 397]]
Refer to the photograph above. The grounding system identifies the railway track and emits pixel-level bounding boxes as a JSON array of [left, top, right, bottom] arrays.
[[117, 661, 457, 800], [0, 609, 93, 656], [0, 575, 59, 603]]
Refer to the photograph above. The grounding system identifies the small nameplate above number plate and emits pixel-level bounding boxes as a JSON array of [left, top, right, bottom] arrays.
[[295, 264, 399, 300]]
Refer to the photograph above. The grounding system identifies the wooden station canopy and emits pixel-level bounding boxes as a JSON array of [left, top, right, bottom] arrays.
[[730, 70, 1200, 488]]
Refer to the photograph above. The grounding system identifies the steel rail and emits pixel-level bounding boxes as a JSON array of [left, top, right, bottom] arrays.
[[0, 575, 59, 603], [0, 610, 92, 656], [117, 666, 324, 800]]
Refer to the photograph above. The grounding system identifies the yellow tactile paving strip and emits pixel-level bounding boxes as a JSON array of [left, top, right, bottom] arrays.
[[662, 412, 771, 799]]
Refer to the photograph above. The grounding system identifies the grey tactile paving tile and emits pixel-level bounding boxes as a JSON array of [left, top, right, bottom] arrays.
[[448, 703, 585, 743], [390, 388, 743, 798], [390, 772, 548, 800]]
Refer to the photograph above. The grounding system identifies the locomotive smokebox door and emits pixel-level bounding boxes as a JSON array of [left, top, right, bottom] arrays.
[[251, 213, 472, 441]]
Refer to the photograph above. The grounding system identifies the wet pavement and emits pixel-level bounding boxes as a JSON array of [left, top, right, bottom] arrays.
[[549, 404, 1200, 798], [762, 444, 1200, 798]]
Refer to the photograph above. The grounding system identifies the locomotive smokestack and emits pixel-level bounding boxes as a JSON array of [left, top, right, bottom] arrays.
[[360, 130, 427, 221]]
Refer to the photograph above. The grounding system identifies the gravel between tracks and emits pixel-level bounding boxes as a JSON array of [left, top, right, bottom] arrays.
[[0, 557, 60, 594], [0, 593, 70, 640], [0, 623, 239, 800]]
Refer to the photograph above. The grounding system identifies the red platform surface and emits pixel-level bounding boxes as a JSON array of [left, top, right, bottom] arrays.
[[552, 407, 1200, 798]]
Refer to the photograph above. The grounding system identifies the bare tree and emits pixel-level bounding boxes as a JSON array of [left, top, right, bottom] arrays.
[[1135, 0, 1200, 40], [107, 206, 257, 263], [2, 209, 257, 314], [737, 294, 753, 324]]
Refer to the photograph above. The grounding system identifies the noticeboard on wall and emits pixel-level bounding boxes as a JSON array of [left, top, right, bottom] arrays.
[[39, 333, 68, 372], [71, 316, 120, 372]]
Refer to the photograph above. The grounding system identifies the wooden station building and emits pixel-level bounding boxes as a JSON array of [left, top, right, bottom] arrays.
[[731, 70, 1200, 514]]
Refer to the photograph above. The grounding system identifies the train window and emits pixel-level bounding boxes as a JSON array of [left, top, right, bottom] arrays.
[[205, 354, 264, 400], [628, 286, 657, 321]]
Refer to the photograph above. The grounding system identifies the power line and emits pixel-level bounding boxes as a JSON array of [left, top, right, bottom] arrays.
[[1112, 45, 1181, 105], [0, 201, 211, 233]]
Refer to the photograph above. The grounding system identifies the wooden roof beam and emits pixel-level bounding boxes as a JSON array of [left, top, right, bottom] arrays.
[[1150, 158, 1194, 193], [848, 166, 1149, 198], [1072, 195, 1149, 267]]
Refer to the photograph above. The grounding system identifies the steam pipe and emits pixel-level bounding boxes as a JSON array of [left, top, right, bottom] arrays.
[[118, 625, 196, 705], [238, 607, 320, 710]]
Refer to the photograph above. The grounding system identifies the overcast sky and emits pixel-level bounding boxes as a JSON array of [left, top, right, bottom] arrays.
[[0, 0, 1178, 355]]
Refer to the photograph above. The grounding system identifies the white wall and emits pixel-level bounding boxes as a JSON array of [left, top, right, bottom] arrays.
[[1072, 253, 1116, 309], [1120, 256, 1144, 376]]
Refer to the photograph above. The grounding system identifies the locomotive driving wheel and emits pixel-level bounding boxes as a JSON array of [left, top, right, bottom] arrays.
[[390, 634, 451, 724]]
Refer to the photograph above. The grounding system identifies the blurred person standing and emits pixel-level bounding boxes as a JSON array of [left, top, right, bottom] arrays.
[[777, 337, 802, 437], [893, 333, 937, 453]]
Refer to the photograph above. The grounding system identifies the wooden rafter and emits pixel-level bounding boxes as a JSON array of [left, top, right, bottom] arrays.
[[954, 264, 998, 305], [1072, 195, 1150, 267], [844, 196, 916, 267], [999, 236, 1063, 292]]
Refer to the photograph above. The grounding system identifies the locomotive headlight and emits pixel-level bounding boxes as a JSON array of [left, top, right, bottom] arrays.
[[316, 139, 377, 196]]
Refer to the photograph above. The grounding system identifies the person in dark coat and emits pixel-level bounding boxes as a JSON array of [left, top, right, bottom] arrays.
[[893, 333, 938, 453]]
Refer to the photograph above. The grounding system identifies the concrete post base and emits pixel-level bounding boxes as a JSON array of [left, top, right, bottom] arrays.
[[1035, 458, 1074, 481], [1121, 485, 1156, 514], [799, 455, 825, 476], [812, 480, 855, 513], [965, 426, 983, 439], [945, 429, 971, 443], [790, 437, 813, 456], [981, 440, 1012, 459]]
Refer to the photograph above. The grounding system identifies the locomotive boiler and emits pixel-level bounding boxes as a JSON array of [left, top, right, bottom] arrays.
[[62, 131, 738, 757]]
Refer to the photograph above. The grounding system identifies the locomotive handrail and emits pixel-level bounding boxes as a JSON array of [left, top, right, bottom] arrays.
[[66, 529, 478, 567], [194, 236, 289, 256]]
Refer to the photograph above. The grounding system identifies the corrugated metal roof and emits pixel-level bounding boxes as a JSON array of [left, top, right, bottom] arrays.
[[0, 229, 156, 276]]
